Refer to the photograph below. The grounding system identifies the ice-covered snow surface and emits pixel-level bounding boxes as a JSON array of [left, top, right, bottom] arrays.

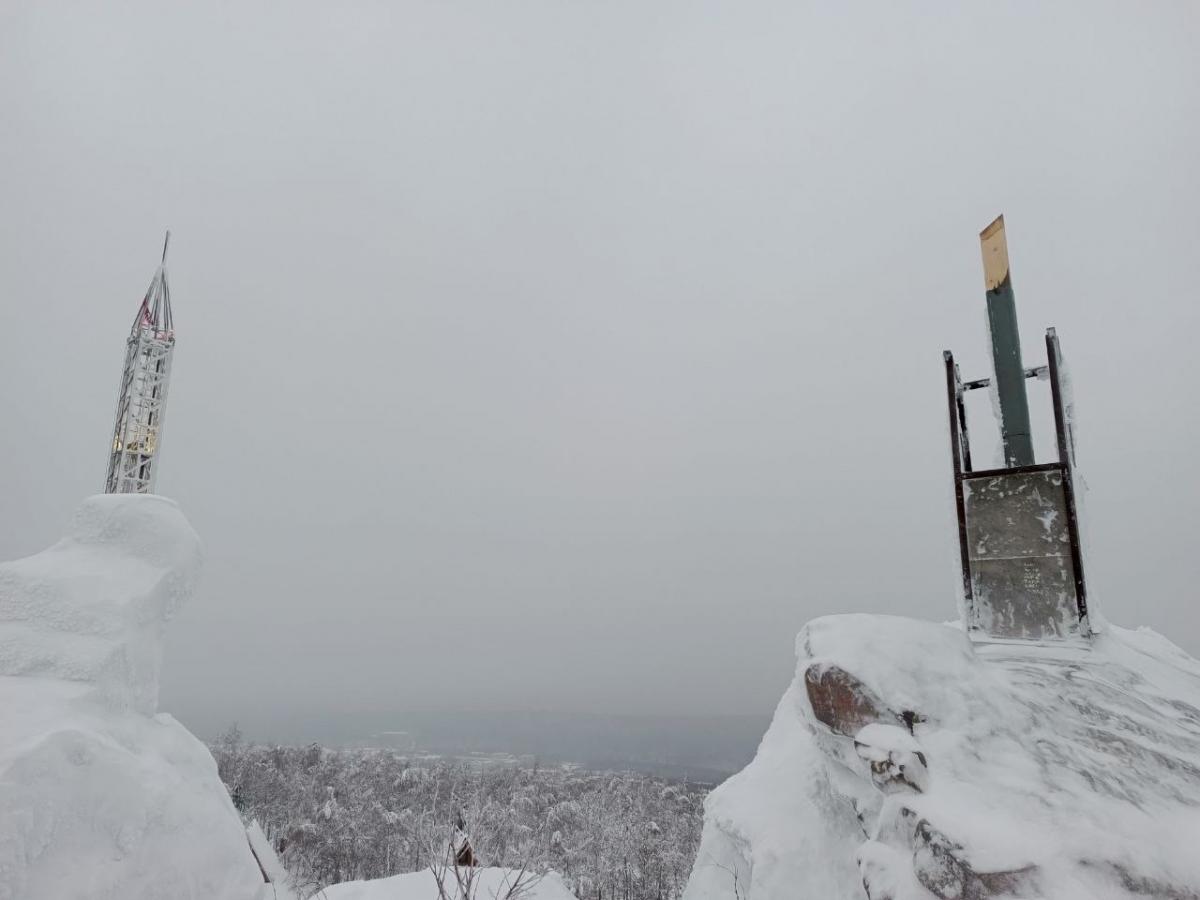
[[0, 495, 269, 900], [683, 614, 1200, 900], [319, 867, 577, 900]]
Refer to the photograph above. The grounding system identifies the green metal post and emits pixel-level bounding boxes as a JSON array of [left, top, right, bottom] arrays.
[[980, 215, 1034, 467]]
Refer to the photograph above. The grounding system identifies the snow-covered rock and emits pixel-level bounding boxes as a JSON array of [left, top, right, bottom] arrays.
[[320, 867, 577, 900], [0, 495, 268, 900], [0, 493, 202, 713], [683, 613, 1200, 900], [853, 723, 929, 795]]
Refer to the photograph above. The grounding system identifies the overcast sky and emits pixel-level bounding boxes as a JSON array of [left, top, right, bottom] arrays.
[[1, 1, 1197, 733]]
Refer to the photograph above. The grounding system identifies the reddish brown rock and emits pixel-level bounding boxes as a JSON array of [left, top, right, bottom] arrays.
[[912, 819, 1039, 900], [804, 663, 903, 736]]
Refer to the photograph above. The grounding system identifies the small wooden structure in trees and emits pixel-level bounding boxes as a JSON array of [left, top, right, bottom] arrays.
[[453, 810, 477, 867]]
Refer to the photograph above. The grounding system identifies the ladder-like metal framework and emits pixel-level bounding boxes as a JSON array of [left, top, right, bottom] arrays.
[[104, 232, 176, 494], [943, 328, 1089, 641]]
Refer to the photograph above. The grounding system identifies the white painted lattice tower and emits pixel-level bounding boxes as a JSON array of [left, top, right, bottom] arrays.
[[104, 232, 176, 494]]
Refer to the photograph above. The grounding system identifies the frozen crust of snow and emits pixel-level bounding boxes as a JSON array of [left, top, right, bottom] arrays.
[[684, 613, 1200, 900], [319, 867, 577, 900], [0, 495, 269, 900], [0, 493, 202, 714]]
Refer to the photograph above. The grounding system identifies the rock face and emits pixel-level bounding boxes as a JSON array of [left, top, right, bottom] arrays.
[[683, 614, 1200, 900], [0, 495, 267, 900]]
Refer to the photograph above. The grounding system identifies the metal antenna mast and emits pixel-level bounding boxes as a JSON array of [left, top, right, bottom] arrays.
[[104, 231, 177, 494]]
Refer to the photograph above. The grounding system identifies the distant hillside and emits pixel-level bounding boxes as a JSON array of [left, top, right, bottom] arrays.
[[189, 708, 770, 783]]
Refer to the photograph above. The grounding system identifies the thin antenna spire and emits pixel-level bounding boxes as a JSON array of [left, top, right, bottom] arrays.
[[105, 234, 178, 494]]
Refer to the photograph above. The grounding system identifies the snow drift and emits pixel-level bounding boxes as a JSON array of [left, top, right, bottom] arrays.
[[683, 614, 1200, 900], [320, 867, 578, 900], [0, 495, 268, 900]]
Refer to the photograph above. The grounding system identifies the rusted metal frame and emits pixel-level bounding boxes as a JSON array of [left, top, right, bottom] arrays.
[[944, 351, 975, 614], [962, 365, 1048, 392], [1045, 328, 1090, 630], [954, 363, 973, 473], [960, 461, 1063, 482]]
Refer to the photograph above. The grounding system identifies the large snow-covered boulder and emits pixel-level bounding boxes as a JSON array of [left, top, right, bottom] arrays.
[[683, 614, 1200, 900], [0, 493, 202, 713], [0, 495, 268, 900]]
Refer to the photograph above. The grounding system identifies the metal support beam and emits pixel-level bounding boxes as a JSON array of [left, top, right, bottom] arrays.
[[1045, 328, 1090, 633], [943, 351, 974, 613], [980, 215, 1034, 467]]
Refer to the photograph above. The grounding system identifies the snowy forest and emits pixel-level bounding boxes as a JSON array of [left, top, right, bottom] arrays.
[[209, 726, 708, 899]]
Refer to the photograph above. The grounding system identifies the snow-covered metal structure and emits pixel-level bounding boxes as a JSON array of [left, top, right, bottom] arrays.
[[943, 217, 1089, 642], [104, 233, 176, 495]]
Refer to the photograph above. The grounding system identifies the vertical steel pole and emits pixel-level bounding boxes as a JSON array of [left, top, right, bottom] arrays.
[[979, 215, 1034, 467], [944, 351, 974, 615], [1045, 328, 1089, 632]]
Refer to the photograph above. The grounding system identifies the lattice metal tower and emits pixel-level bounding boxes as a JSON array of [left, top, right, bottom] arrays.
[[104, 232, 176, 494]]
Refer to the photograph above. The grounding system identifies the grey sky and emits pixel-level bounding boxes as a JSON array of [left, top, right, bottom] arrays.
[[1, 1, 1197, 731]]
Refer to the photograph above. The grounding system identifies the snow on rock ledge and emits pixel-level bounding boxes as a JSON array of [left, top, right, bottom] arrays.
[[0, 495, 267, 900], [0, 493, 202, 713], [683, 614, 1200, 900]]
